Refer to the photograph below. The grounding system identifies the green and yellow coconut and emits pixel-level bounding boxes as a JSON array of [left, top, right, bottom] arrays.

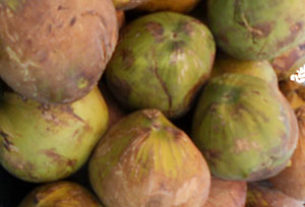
[[207, 0, 305, 60], [192, 73, 298, 181], [89, 109, 211, 207], [106, 12, 215, 118], [0, 87, 108, 182]]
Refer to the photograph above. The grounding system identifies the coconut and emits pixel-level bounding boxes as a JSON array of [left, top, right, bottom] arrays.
[[203, 177, 247, 207], [106, 12, 215, 118], [18, 182, 102, 207], [0, 87, 108, 182], [0, 0, 118, 103], [89, 109, 211, 207], [207, 0, 305, 60], [192, 73, 298, 181]]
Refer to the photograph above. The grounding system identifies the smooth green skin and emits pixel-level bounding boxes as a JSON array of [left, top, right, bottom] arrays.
[[89, 109, 210, 207], [0, 88, 109, 183], [106, 12, 215, 118], [211, 56, 278, 88], [208, 0, 305, 60], [192, 74, 298, 181], [19, 182, 103, 207]]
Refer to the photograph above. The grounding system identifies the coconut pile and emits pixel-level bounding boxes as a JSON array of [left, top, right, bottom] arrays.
[[1, 0, 305, 207]]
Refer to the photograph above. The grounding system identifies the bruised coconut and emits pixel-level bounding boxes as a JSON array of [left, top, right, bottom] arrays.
[[18, 182, 102, 207], [137, 0, 200, 13], [0, 87, 108, 182], [106, 12, 215, 118], [0, 0, 118, 103], [192, 73, 298, 181], [269, 106, 305, 200], [89, 109, 211, 207], [207, 0, 305, 60], [246, 183, 305, 207], [211, 55, 278, 88], [203, 178, 247, 207]]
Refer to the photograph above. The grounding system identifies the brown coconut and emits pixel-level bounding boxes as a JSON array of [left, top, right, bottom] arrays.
[[0, 0, 118, 103], [89, 109, 211, 207], [203, 177, 247, 207]]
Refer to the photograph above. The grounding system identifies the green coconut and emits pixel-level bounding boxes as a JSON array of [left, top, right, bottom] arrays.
[[89, 109, 211, 207], [192, 73, 298, 181], [106, 12, 215, 118], [211, 55, 278, 88], [0, 0, 118, 103], [246, 183, 305, 207], [0, 87, 108, 182], [207, 0, 305, 60], [18, 181, 102, 207]]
